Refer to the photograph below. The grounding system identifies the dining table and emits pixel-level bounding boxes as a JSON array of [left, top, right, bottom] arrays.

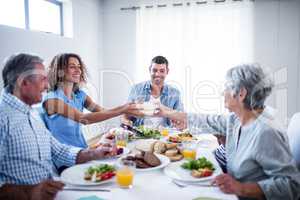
[[55, 134, 238, 200]]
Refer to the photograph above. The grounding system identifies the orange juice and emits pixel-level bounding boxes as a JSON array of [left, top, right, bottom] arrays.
[[161, 129, 169, 137], [116, 168, 134, 188], [116, 140, 127, 147], [183, 149, 196, 160]]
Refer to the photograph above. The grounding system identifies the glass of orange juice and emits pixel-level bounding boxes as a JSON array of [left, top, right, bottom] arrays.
[[116, 160, 135, 189], [182, 141, 198, 160], [161, 128, 169, 137], [116, 131, 128, 147]]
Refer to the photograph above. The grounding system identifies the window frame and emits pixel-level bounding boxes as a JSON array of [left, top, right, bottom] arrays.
[[23, 0, 64, 35]]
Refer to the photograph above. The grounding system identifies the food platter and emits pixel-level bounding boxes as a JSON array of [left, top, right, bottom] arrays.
[[164, 160, 222, 182], [117, 153, 170, 172], [60, 162, 116, 186]]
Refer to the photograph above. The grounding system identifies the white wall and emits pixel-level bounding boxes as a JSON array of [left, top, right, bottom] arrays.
[[101, 0, 138, 108], [253, 0, 300, 124], [0, 0, 105, 140], [0, 0, 104, 103], [102, 0, 300, 125]]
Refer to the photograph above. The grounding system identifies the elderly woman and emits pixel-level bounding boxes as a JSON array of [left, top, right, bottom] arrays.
[[158, 64, 300, 200]]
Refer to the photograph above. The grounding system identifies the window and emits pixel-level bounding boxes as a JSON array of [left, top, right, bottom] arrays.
[[29, 0, 63, 35], [0, 0, 25, 28], [136, 1, 255, 113], [0, 0, 64, 36]]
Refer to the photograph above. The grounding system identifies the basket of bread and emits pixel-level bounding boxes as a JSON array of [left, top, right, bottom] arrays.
[[150, 141, 183, 162]]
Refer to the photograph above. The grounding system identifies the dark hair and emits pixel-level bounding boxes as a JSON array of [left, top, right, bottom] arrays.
[[149, 56, 169, 71], [2, 53, 43, 93], [48, 53, 87, 92]]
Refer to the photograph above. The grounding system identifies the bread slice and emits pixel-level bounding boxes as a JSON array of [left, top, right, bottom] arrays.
[[168, 154, 183, 162], [164, 149, 178, 157], [143, 152, 161, 167], [136, 160, 151, 168], [166, 143, 177, 149]]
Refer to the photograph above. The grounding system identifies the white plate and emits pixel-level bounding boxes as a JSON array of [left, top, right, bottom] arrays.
[[164, 160, 222, 182], [60, 162, 115, 186], [117, 153, 170, 172]]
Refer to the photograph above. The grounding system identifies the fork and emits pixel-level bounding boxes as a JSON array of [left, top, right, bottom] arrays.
[[172, 180, 215, 188], [172, 180, 187, 188]]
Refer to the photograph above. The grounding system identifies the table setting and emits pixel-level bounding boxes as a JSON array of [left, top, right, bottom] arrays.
[[55, 125, 238, 200]]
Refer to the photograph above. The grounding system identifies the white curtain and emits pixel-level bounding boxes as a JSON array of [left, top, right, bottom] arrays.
[[136, 1, 254, 113]]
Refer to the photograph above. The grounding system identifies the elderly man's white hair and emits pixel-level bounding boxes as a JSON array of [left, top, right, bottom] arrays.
[[2, 53, 43, 93]]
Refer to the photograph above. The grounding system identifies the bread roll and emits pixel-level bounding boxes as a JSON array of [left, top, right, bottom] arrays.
[[153, 141, 166, 154]]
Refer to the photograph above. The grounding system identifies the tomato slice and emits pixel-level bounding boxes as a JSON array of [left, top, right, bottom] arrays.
[[100, 171, 116, 181], [200, 168, 213, 177]]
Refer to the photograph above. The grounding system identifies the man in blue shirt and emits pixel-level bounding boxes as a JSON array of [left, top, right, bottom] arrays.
[[122, 56, 183, 128], [0, 53, 117, 200]]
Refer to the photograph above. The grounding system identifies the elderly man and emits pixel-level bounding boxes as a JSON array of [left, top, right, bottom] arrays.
[[0, 53, 117, 200], [122, 55, 183, 128]]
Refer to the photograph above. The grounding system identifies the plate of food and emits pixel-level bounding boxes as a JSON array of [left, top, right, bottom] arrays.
[[164, 157, 221, 182], [117, 151, 170, 172], [167, 130, 197, 143], [60, 162, 116, 186], [134, 126, 162, 139]]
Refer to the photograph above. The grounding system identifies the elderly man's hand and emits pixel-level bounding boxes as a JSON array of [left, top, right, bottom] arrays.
[[93, 143, 117, 159], [212, 173, 243, 195], [30, 180, 64, 200]]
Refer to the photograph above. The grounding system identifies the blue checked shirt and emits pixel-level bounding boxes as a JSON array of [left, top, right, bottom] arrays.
[[128, 81, 183, 127], [0, 89, 81, 187]]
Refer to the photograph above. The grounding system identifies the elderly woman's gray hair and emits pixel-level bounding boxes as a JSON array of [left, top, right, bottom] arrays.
[[2, 53, 44, 93], [226, 63, 273, 110]]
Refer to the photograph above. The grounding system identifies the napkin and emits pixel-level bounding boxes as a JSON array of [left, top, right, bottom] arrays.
[[77, 195, 105, 200]]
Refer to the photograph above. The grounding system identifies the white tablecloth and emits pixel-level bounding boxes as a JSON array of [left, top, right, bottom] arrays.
[[56, 139, 238, 200]]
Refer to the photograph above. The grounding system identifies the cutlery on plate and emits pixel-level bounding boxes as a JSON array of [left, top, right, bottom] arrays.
[[63, 186, 110, 192], [172, 180, 216, 188]]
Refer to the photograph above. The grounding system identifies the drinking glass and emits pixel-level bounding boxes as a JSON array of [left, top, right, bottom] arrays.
[[160, 128, 169, 137], [182, 141, 198, 160], [116, 131, 128, 147], [116, 160, 135, 189]]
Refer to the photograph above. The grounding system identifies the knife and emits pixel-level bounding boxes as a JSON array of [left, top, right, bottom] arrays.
[[120, 123, 144, 137], [173, 180, 216, 188], [63, 187, 110, 192]]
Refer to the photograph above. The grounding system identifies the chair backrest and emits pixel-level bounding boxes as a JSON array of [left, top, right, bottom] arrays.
[[287, 113, 300, 169]]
